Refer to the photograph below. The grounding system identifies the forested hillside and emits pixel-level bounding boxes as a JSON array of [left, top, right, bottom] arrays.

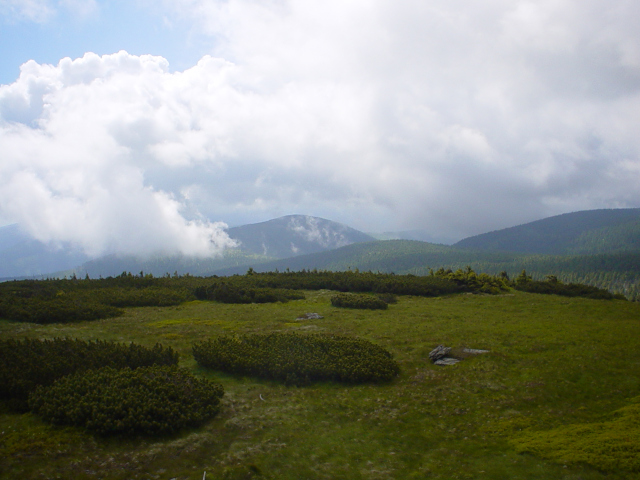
[[76, 250, 274, 279], [213, 240, 501, 274], [213, 240, 640, 301], [455, 208, 640, 254], [3, 210, 640, 301]]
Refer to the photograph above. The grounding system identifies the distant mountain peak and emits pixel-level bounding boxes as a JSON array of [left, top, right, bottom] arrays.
[[285, 215, 356, 249], [226, 215, 375, 258]]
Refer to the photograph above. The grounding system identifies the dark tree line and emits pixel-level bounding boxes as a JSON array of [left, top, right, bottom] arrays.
[[0, 267, 625, 324]]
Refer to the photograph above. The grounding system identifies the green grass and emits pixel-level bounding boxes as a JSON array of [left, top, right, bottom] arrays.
[[511, 395, 640, 472], [1, 289, 640, 479]]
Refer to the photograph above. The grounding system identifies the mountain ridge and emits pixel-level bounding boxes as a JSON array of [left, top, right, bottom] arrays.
[[2, 208, 640, 297], [454, 208, 640, 254]]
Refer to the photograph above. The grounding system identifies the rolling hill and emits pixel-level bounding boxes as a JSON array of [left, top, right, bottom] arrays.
[[0, 215, 375, 280], [454, 208, 640, 254], [210, 239, 640, 301], [3, 209, 640, 302], [74, 215, 375, 278]]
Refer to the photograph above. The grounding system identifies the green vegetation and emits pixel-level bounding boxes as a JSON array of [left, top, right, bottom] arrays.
[[193, 333, 399, 385], [0, 293, 123, 324], [194, 282, 305, 304], [29, 366, 224, 436], [219, 240, 640, 301], [511, 396, 640, 472], [0, 338, 178, 411], [433, 266, 509, 294], [0, 269, 625, 328], [330, 292, 389, 309], [0, 274, 194, 323], [513, 270, 625, 300], [568, 218, 640, 255], [1, 272, 639, 478], [215, 268, 465, 297]]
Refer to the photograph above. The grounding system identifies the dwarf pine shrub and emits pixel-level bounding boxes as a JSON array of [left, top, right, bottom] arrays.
[[194, 283, 305, 304], [0, 338, 178, 411], [330, 292, 388, 310], [29, 366, 224, 436], [193, 333, 399, 385], [0, 295, 123, 324], [514, 279, 618, 299]]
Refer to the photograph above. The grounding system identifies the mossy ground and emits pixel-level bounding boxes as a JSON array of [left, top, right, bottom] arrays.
[[1, 290, 639, 479]]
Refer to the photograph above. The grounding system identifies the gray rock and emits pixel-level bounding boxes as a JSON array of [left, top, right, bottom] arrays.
[[429, 345, 451, 362], [296, 313, 324, 320], [463, 348, 490, 354], [434, 358, 460, 366]]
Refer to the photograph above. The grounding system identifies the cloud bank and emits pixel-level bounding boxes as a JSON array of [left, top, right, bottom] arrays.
[[1, 0, 639, 255], [0, 52, 236, 257]]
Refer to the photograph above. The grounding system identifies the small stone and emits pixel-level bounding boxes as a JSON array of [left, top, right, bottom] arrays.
[[434, 357, 460, 366], [429, 345, 451, 362], [463, 348, 490, 354], [296, 313, 324, 320]]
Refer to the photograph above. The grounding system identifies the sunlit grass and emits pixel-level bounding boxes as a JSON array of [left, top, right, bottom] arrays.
[[511, 395, 640, 472], [1, 291, 639, 479]]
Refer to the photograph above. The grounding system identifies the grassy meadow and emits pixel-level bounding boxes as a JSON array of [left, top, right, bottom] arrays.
[[1, 289, 639, 479]]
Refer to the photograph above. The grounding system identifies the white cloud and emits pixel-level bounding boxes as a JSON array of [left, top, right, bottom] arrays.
[[1, 0, 640, 249], [0, 52, 237, 257], [0, 0, 97, 22], [0, 0, 55, 23], [59, 0, 97, 19]]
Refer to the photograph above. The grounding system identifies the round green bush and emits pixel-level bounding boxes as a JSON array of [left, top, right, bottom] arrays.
[[0, 338, 178, 411], [28, 366, 224, 436], [330, 292, 388, 310], [193, 333, 399, 385]]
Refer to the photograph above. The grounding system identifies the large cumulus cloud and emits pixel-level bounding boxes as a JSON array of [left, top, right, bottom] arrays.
[[0, 52, 236, 256], [1, 0, 640, 254]]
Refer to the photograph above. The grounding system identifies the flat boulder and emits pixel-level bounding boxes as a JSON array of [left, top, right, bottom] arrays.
[[428, 345, 451, 362], [434, 357, 460, 366], [463, 348, 490, 355], [296, 313, 324, 320], [429, 345, 490, 366]]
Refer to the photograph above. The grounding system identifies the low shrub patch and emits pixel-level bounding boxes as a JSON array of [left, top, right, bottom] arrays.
[[514, 279, 619, 299], [0, 295, 123, 324], [330, 292, 388, 310], [193, 333, 399, 385], [194, 283, 305, 304], [376, 293, 398, 304], [29, 366, 224, 436], [92, 286, 193, 307], [0, 338, 178, 411], [512, 270, 625, 299]]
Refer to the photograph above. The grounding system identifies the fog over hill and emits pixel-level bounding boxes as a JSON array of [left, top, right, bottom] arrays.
[[0, 224, 89, 279], [74, 215, 375, 279], [226, 215, 375, 258], [2, 208, 640, 281]]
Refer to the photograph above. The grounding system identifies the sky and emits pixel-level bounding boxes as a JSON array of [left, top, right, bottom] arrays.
[[1, 0, 639, 257]]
